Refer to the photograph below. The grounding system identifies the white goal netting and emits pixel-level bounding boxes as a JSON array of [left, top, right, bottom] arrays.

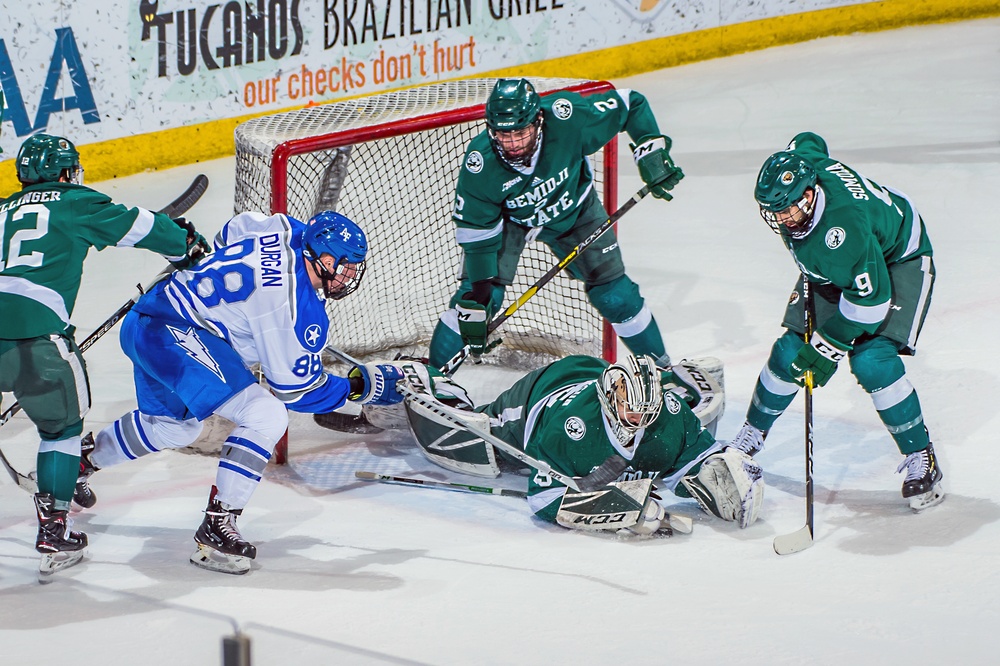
[[234, 78, 617, 367]]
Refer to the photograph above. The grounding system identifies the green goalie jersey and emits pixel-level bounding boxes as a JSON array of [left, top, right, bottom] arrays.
[[453, 88, 662, 283], [782, 131, 933, 345], [0, 182, 189, 339], [477, 355, 718, 523]]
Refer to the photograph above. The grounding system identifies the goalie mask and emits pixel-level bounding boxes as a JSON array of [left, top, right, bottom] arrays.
[[597, 355, 663, 448], [755, 151, 818, 239], [485, 78, 543, 169], [303, 211, 368, 300], [16, 133, 83, 185]]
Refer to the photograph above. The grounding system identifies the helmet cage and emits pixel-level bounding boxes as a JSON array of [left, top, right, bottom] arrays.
[[309, 254, 367, 301], [759, 192, 816, 238], [488, 116, 543, 169], [597, 355, 664, 447]]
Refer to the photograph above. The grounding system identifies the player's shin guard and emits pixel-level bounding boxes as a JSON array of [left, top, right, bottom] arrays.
[[613, 306, 668, 362], [745, 333, 803, 430], [35, 435, 83, 505]]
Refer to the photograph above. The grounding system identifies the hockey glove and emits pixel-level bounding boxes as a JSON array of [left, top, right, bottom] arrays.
[[169, 217, 211, 270], [631, 135, 684, 201], [788, 330, 851, 388], [348, 363, 406, 405], [455, 299, 501, 357]]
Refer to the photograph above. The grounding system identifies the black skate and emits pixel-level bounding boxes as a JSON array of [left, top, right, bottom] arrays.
[[34, 493, 88, 581], [897, 443, 944, 511], [190, 487, 256, 575], [73, 432, 99, 509]]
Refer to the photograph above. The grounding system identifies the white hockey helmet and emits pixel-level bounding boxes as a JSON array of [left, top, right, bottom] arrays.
[[597, 355, 664, 444]]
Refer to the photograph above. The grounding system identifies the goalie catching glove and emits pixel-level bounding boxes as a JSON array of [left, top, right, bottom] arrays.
[[167, 217, 211, 270], [789, 330, 851, 388], [680, 448, 764, 529], [631, 135, 684, 200], [455, 299, 502, 357], [348, 362, 406, 405]]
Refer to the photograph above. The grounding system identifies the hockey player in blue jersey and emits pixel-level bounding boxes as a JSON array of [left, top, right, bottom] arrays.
[[74, 210, 408, 574]]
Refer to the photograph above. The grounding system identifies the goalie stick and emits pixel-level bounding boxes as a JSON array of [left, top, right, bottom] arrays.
[[355, 470, 528, 497], [0, 175, 209, 490], [773, 276, 816, 556], [438, 184, 653, 377]]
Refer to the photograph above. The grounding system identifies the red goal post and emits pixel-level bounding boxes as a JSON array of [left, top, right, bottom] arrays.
[[234, 78, 619, 462]]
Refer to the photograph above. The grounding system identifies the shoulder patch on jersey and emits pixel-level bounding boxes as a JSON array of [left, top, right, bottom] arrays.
[[825, 227, 846, 249], [303, 323, 324, 351], [788, 289, 800, 306], [564, 416, 586, 440], [465, 151, 484, 174], [665, 393, 681, 415], [551, 98, 573, 120]]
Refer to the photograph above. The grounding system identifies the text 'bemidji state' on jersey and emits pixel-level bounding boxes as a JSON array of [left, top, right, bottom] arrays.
[[452, 87, 661, 282]]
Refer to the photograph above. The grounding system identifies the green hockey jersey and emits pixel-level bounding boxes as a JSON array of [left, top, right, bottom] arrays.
[[453, 88, 662, 283], [782, 131, 933, 346], [477, 355, 718, 522], [0, 182, 189, 339]]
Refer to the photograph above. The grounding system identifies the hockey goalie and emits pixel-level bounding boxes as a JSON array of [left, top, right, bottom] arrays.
[[393, 355, 764, 536]]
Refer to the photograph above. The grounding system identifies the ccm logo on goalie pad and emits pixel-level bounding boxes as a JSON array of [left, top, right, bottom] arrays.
[[573, 513, 629, 527], [401, 363, 429, 394]]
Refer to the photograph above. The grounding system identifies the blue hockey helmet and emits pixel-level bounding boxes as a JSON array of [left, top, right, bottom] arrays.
[[302, 211, 368, 300]]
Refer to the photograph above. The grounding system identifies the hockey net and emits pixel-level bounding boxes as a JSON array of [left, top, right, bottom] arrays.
[[234, 77, 618, 368]]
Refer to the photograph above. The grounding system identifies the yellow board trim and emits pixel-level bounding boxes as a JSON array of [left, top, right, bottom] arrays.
[[1, 0, 997, 192]]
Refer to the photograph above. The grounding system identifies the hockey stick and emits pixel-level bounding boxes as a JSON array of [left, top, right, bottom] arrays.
[[773, 276, 816, 555], [0, 175, 209, 489], [355, 470, 528, 497], [438, 184, 653, 377]]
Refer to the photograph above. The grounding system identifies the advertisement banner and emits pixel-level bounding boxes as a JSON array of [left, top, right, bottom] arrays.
[[1, 0, 875, 154]]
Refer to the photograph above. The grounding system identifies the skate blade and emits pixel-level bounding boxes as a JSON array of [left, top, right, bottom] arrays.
[[909, 485, 945, 512], [38, 549, 86, 582], [190, 543, 251, 575]]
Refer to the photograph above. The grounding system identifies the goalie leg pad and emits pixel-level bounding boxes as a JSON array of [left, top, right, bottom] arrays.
[[664, 358, 726, 437], [681, 448, 764, 528], [405, 397, 500, 478]]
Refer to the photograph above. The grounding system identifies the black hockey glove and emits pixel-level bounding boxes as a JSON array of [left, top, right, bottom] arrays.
[[631, 135, 684, 200], [169, 217, 211, 270]]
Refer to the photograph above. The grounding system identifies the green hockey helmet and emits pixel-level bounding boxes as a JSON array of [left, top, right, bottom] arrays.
[[485, 78, 543, 168], [754, 151, 817, 237], [16, 133, 83, 185]]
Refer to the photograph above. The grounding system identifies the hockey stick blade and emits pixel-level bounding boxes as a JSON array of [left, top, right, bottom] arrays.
[[773, 524, 814, 555], [160, 173, 210, 218], [356, 471, 527, 498], [0, 447, 38, 492]]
